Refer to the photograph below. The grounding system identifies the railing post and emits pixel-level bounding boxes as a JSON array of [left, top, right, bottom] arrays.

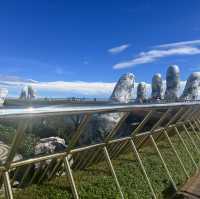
[[188, 121, 200, 145], [163, 130, 189, 178], [178, 108, 193, 122], [129, 139, 157, 199], [64, 156, 79, 199], [62, 114, 92, 199], [174, 127, 198, 170], [197, 119, 200, 130], [1, 120, 30, 196], [3, 172, 13, 199], [150, 135, 177, 191], [103, 147, 125, 199], [182, 124, 200, 155], [192, 119, 200, 133], [68, 114, 91, 149], [131, 111, 154, 136], [196, 118, 200, 125], [112, 110, 154, 158], [83, 113, 129, 169], [138, 109, 171, 148], [110, 140, 129, 159], [5, 120, 29, 169]]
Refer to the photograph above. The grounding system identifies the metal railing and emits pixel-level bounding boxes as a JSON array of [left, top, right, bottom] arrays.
[[0, 101, 200, 199]]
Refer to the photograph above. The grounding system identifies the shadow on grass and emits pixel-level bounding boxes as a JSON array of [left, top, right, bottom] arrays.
[[162, 182, 176, 199]]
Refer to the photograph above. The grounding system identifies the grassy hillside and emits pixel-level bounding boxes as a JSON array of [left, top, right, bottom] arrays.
[[3, 131, 200, 199]]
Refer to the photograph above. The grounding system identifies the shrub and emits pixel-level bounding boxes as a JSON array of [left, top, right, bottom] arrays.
[[0, 124, 38, 158]]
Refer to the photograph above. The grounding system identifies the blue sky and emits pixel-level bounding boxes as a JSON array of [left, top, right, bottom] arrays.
[[0, 0, 200, 98]]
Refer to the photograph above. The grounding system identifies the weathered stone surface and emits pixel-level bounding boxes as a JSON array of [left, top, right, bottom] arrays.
[[13, 154, 23, 162], [180, 72, 200, 100], [34, 137, 73, 170], [27, 85, 36, 99], [34, 137, 67, 155], [11, 137, 69, 186], [164, 65, 180, 101], [19, 86, 36, 100], [0, 88, 8, 106], [151, 73, 163, 101], [110, 73, 134, 103], [19, 87, 27, 100], [80, 73, 135, 144], [136, 82, 147, 103]]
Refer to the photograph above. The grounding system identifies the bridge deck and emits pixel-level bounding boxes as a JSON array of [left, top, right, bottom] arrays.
[[179, 170, 200, 198]]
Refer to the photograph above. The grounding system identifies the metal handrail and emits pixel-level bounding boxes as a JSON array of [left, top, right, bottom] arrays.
[[0, 101, 200, 199], [1, 101, 200, 118]]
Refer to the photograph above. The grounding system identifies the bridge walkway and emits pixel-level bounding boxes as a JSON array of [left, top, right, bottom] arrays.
[[178, 170, 200, 199]]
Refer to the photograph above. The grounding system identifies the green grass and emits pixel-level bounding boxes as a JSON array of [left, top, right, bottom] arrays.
[[3, 130, 200, 199]]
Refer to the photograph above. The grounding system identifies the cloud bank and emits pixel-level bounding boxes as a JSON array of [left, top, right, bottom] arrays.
[[0, 75, 187, 99], [114, 39, 200, 69], [0, 76, 115, 98]]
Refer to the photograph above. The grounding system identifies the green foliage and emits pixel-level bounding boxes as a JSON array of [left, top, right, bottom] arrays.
[[0, 124, 16, 144], [0, 124, 38, 158], [29, 116, 74, 142], [18, 133, 39, 158], [3, 131, 197, 199]]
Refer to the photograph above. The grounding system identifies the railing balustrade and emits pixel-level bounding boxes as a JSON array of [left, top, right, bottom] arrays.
[[0, 101, 200, 198]]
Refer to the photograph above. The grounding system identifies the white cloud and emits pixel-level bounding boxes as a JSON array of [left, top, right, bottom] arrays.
[[156, 40, 200, 48], [113, 46, 200, 69], [113, 39, 200, 69], [0, 75, 189, 99], [108, 44, 130, 55], [0, 78, 116, 98], [32, 81, 115, 94]]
